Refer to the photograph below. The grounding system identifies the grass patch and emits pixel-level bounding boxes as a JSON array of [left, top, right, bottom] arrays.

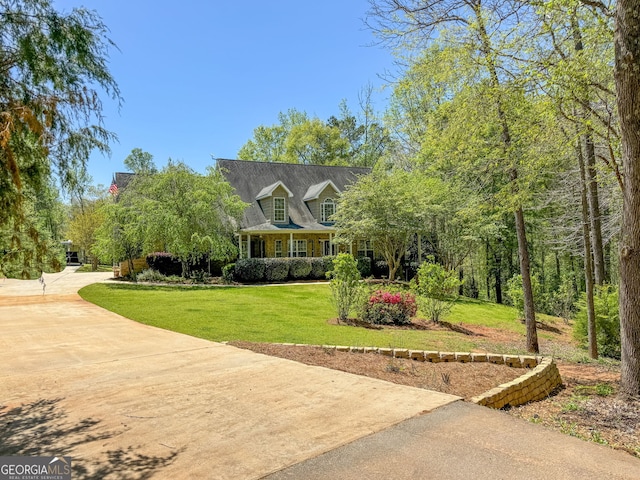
[[75, 264, 113, 273], [79, 283, 567, 354], [79, 283, 506, 351], [575, 383, 615, 397], [447, 297, 523, 333]]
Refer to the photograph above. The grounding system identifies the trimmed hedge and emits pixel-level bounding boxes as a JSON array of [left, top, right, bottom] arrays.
[[222, 263, 235, 283], [310, 256, 333, 280], [289, 258, 313, 279], [234, 258, 266, 282], [229, 257, 336, 283], [264, 258, 290, 282]]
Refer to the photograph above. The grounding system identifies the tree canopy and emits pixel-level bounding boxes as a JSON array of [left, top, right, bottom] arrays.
[[96, 162, 247, 278], [0, 0, 120, 276], [333, 168, 464, 280], [238, 96, 389, 167]]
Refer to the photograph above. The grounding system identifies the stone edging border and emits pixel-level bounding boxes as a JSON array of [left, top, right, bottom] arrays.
[[269, 343, 563, 410]]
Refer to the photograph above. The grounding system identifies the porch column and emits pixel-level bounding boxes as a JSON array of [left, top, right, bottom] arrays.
[[238, 233, 243, 259], [290, 232, 294, 257], [349, 239, 353, 255], [329, 233, 333, 256], [247, 234, 251, 259]]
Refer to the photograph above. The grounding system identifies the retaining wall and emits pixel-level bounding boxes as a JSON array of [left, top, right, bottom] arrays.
[[118, 258, 149, 277], [273, 344, 563, 409]]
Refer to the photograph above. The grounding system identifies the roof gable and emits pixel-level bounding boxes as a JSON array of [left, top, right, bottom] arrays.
[[303, 180, 340, 201], [256, 181, 294, 200]]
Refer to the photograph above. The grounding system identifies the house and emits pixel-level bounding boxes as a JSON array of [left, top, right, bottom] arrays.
[[217, 159, 371, 259], [110, 172, 135, 196]]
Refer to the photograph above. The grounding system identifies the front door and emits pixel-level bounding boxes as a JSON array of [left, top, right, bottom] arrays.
[[251, 239, 265, 258]]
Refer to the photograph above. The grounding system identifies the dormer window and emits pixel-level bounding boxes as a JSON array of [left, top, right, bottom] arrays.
[[321, 198, 336, 222], [274, 197, 286, 223]]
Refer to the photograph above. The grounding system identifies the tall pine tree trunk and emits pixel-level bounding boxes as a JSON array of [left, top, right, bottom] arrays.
[[578, 141, 598, 359], [475, 4, 538, 352], [615, 0, 640, 397], [514, 202, 538, 352], [572, 14, 606, 285], [584, 130, 607, 284]]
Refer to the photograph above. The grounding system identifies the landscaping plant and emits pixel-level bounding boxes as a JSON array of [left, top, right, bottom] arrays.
[[574, 285, 621, 359], [327, 253, 362, 322], [362, 289, 417, 325], [411, 259, 462, 322]]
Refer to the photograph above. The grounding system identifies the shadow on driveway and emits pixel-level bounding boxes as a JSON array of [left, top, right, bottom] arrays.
[[0, 398, 181, 479]]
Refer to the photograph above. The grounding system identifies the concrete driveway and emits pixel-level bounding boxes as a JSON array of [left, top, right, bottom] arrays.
[[0, 269, 458, 478], [2, 268, 639, 479]]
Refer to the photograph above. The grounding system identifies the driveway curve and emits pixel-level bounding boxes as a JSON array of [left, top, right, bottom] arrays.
[[0, 268, 458, 478]]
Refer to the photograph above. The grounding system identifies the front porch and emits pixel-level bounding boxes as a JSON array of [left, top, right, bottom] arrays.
[[237, 232, 363, 259]]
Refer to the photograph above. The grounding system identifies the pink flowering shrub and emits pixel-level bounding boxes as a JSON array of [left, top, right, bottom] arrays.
[[361, 290, 417, 325]]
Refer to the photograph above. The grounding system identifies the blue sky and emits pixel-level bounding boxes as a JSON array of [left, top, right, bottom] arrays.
[[53, 0, 395, 186]]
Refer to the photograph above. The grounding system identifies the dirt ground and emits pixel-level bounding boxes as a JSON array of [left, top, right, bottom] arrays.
[[230, 320, 640, 460]]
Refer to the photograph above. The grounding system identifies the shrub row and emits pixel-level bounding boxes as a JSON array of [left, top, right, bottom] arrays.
[[228, 257, 338, 283], [146, 252, 224, 277]]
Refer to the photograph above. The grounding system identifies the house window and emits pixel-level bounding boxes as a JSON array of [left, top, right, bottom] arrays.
[[357, 240, 374, 259], [240, 240, 248, 258], [321, 198, 336, 222], [288, 239, 307, 257], [274, 240, 283, 258], [321, 239, 335, 256], [274, 197, 286, 223]]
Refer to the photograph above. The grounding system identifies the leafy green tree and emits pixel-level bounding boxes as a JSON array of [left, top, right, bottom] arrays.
[[284, 118, 350, 165], [334, 169, 454, 280], [505, 274, 545, 321], [66, 197, 107, 270], [0, 0, 120, 275], [328, 91, 390, 167], [0, 179, 65, 278], [129, 162, 246, 276], [411, 259, 462, 322], [327, 253, 362, 322], [124, 148, 157, 175], [95, 200, 144, 280], [370, 0, 556, 351], [239, 99, 389, 167], [574, 285, 620, 359], [238, 109, 308, 163]]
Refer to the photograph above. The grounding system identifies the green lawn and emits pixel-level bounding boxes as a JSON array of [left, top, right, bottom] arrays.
[[79, 283, 557, 353], [75, 264, 113, 273]]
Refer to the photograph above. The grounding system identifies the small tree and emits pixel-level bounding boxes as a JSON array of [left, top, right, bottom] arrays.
[[411, 259, 461, 322], [327, 253, 362, 322], [95, 201, 144, 281], [506, 274, 542, 321], [574, 285, 620, 360]]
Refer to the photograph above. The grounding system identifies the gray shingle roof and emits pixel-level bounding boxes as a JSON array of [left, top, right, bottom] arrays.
[[217, 159, 371, 232], [114, 172, 135, 191]]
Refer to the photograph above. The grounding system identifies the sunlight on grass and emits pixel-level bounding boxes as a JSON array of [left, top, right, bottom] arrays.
[[447, 297, 523, 333], [79, 283, 557, 353]]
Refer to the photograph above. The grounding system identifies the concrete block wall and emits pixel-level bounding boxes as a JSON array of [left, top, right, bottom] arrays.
[[470, 357, 562, 409], [118, 258, 149, 277], [272, 344, 563, 410]]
